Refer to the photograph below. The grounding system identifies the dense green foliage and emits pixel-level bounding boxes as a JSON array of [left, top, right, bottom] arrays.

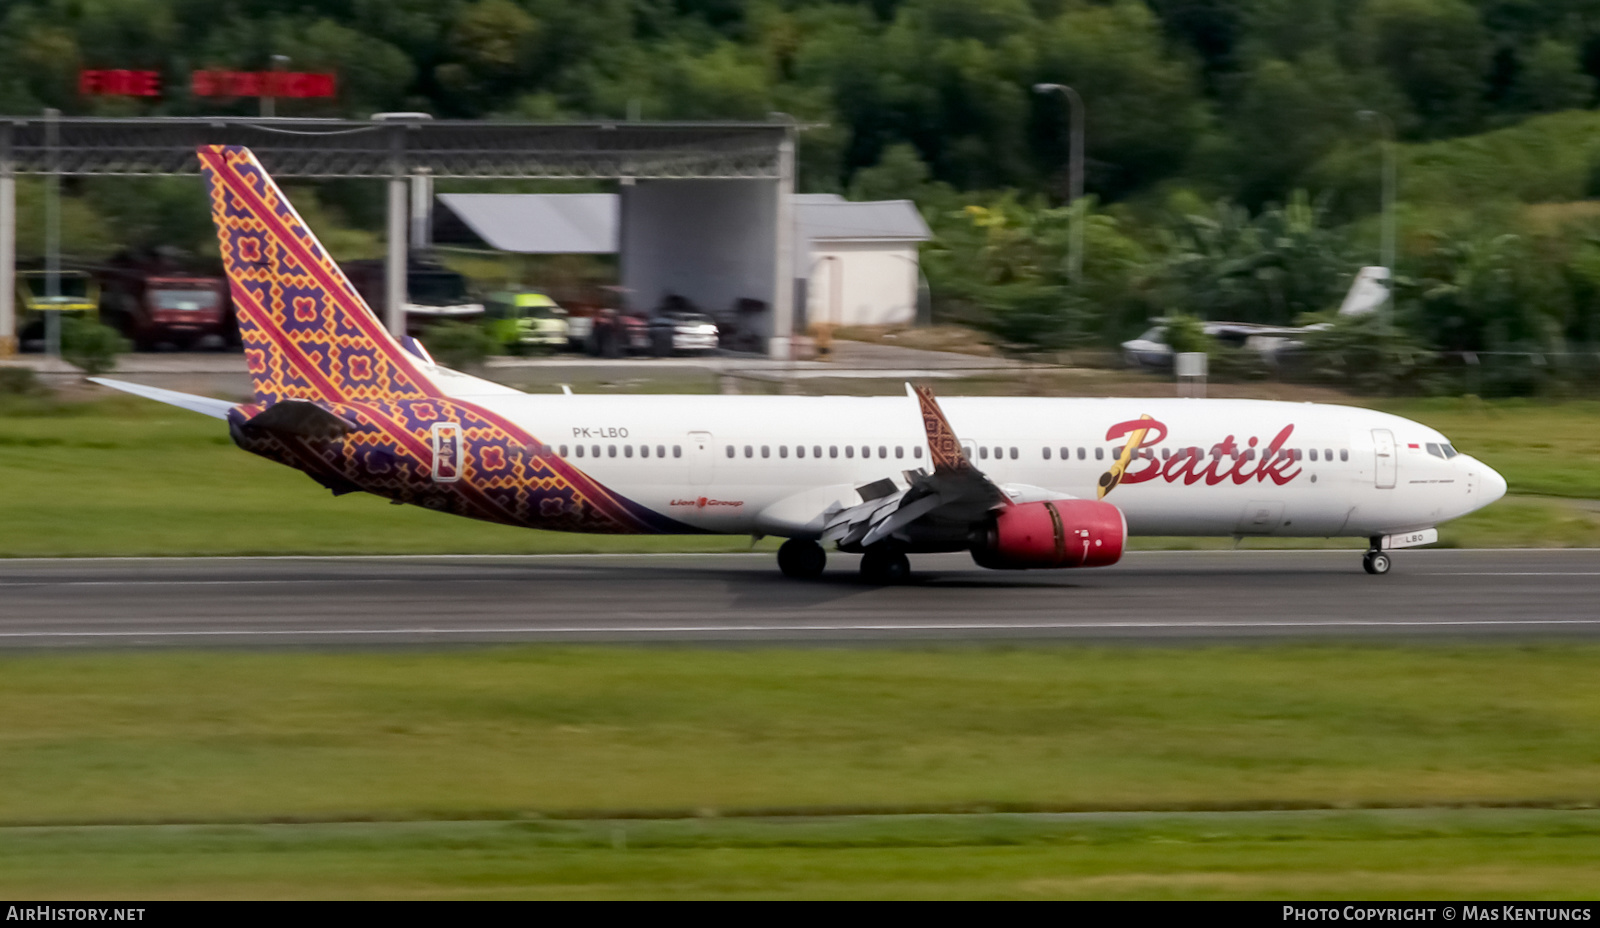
[[11, 1, 1600, 388]]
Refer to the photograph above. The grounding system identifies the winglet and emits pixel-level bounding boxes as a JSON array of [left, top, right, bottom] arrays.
[[911, 383, 971, 475]]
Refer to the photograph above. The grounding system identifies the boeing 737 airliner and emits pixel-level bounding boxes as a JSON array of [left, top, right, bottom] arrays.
[[95, 146, 1507, 581]]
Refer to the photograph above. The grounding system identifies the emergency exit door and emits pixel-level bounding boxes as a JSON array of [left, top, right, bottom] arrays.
[[1372, 428, 1396, 489], [687, 431, 715, 486]]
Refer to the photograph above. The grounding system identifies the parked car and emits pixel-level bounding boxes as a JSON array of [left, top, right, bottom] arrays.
[[484, 290, 570, 353], [649, 309, 720, 355], [15, 269, 98, 349]]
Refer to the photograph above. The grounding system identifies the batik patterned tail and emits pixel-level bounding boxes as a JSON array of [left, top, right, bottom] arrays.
[[198, 145, 437, 405]]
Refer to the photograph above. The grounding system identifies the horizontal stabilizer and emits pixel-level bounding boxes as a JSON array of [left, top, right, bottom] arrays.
[[89, 378, 236, 420], [242, 401, 358, 439]]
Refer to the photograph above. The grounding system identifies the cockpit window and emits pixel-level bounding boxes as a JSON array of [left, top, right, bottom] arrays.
[[1442, 444, 1458, 459], [1426, 442, 1443, 458]]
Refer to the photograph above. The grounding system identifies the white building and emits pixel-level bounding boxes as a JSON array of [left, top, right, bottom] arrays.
[[794, 194, 931, 329]]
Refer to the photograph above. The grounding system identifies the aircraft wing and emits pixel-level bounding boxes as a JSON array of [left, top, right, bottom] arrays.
[[819, 384, 1010, 548]]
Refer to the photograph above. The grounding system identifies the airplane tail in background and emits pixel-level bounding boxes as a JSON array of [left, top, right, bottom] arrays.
[[198, 145, 438, 405]]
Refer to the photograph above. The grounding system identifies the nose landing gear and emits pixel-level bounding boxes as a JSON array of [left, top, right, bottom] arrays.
[[1362, 538, 1392, 575]]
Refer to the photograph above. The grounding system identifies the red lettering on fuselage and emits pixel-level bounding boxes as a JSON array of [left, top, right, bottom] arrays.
[[1116, 419, 1303, 489]]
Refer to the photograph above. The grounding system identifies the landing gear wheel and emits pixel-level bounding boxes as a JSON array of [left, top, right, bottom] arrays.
[[1363, 551, 1391, 575], [860, 548, 911, 584], [777, 538, 826, 579]]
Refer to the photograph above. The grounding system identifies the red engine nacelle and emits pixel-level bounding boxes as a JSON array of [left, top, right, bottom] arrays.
[[969, 499, 1126, 570]]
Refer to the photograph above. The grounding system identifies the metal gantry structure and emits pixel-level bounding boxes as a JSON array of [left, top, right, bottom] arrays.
[[0, 116, 796, 355]]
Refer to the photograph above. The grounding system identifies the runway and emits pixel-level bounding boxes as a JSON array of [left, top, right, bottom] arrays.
[[0, 548, 1595, 647]]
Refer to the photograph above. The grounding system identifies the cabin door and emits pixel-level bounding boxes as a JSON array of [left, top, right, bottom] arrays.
[[1372, 428, 1396, 489], [431, 422, 462, 483]]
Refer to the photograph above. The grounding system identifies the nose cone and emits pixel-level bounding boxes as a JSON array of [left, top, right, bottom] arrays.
[[1479, 462, 1507, 507]]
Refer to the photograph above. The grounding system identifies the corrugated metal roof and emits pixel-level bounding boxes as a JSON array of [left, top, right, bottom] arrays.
[[797, 199, 930, 242], [436, 193, 618, 254]]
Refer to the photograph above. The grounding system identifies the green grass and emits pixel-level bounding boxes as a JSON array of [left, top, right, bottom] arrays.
[[5, 646, 1600, 825], [5, 644, 1600, 897], [6, 809, 1600, 899], [2, 394, 1596, 555]]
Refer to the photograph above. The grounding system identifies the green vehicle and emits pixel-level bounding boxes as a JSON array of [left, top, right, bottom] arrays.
[[485, 291, 571, 353]]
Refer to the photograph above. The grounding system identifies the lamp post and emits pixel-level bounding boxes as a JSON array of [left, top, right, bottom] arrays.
[[1033, 83, 1084, 283], [1358, 109, 1396, 332], [262, 55, 290, 118]]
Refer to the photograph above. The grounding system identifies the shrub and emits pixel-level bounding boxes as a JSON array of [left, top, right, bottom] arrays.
[[422, 321, 497, 371], [0, 367, 44, 395], [60, 317, 130, 377]]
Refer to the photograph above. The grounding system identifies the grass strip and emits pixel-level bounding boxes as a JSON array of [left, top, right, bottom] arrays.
[[4, 645, 1600, 825], [4, 809, 1600, 899]]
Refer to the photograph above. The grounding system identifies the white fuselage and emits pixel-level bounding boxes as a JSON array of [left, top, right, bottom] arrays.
[[460, 391, 1507, 540]]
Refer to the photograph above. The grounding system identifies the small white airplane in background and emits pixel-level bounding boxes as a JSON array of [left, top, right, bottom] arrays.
[[95, 148, 1506, 581]]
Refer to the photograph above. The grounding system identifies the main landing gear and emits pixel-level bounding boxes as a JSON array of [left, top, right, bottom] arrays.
[[859, 545, 911, 584], [1362, 537, 1392, 575], [777, 538, 827, 579]]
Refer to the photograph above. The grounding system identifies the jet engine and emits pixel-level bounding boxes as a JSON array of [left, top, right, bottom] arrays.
[[969, 499, 1126, 569]]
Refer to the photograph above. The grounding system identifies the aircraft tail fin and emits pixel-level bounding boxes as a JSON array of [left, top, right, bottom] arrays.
[[197, 145, 438, 406], [1338, 266, 1390, 317]]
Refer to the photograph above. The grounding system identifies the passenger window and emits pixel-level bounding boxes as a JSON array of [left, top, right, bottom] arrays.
[[1161, 448, 1170, 460], [744, 445, 753, 458], [725, 445, 734, 458], [1009, 447, 1018, 460], [1058, 447, 1069, 460], [608, 445, 617, 458], [1043, 447, 1052, 460], [978, 447, 988, 460], [796, 445, 805, 459], [574, 444, 584, 458], [879, 445, 887, 458], [1241, 449, 1254, 461], [830, 446, 838, 458], [814, 445, 822, 458], [1324, 448, 1332, 460], [993, 446, 1003, 460], [1340, 449, 1348, 462], [1094, 447, 1103, 461], [1309, 449, 1318, 462], [673, 445, 682, 458], [845, 446, 855, 459], [761, 445, 770, 458], [560, 444, 569, 458], [624, 445, 633, 458], [591, 445, 600, 458], [779, 445, 788, 459], [862, 446, 871, 459], [913, 446, 922, 459], [639, 445, 648, 458], [895, 446, 904, 459], [657, 445, 666, 458]]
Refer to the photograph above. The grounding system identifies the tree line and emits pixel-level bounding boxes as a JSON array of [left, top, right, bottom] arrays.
[[8, 0, 1600, 393]]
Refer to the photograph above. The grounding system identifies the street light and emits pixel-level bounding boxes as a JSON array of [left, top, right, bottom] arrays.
[[1358, 109, 1396, 332], [262, 54, 291, 118], [1033, 83, 1085, 283]]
